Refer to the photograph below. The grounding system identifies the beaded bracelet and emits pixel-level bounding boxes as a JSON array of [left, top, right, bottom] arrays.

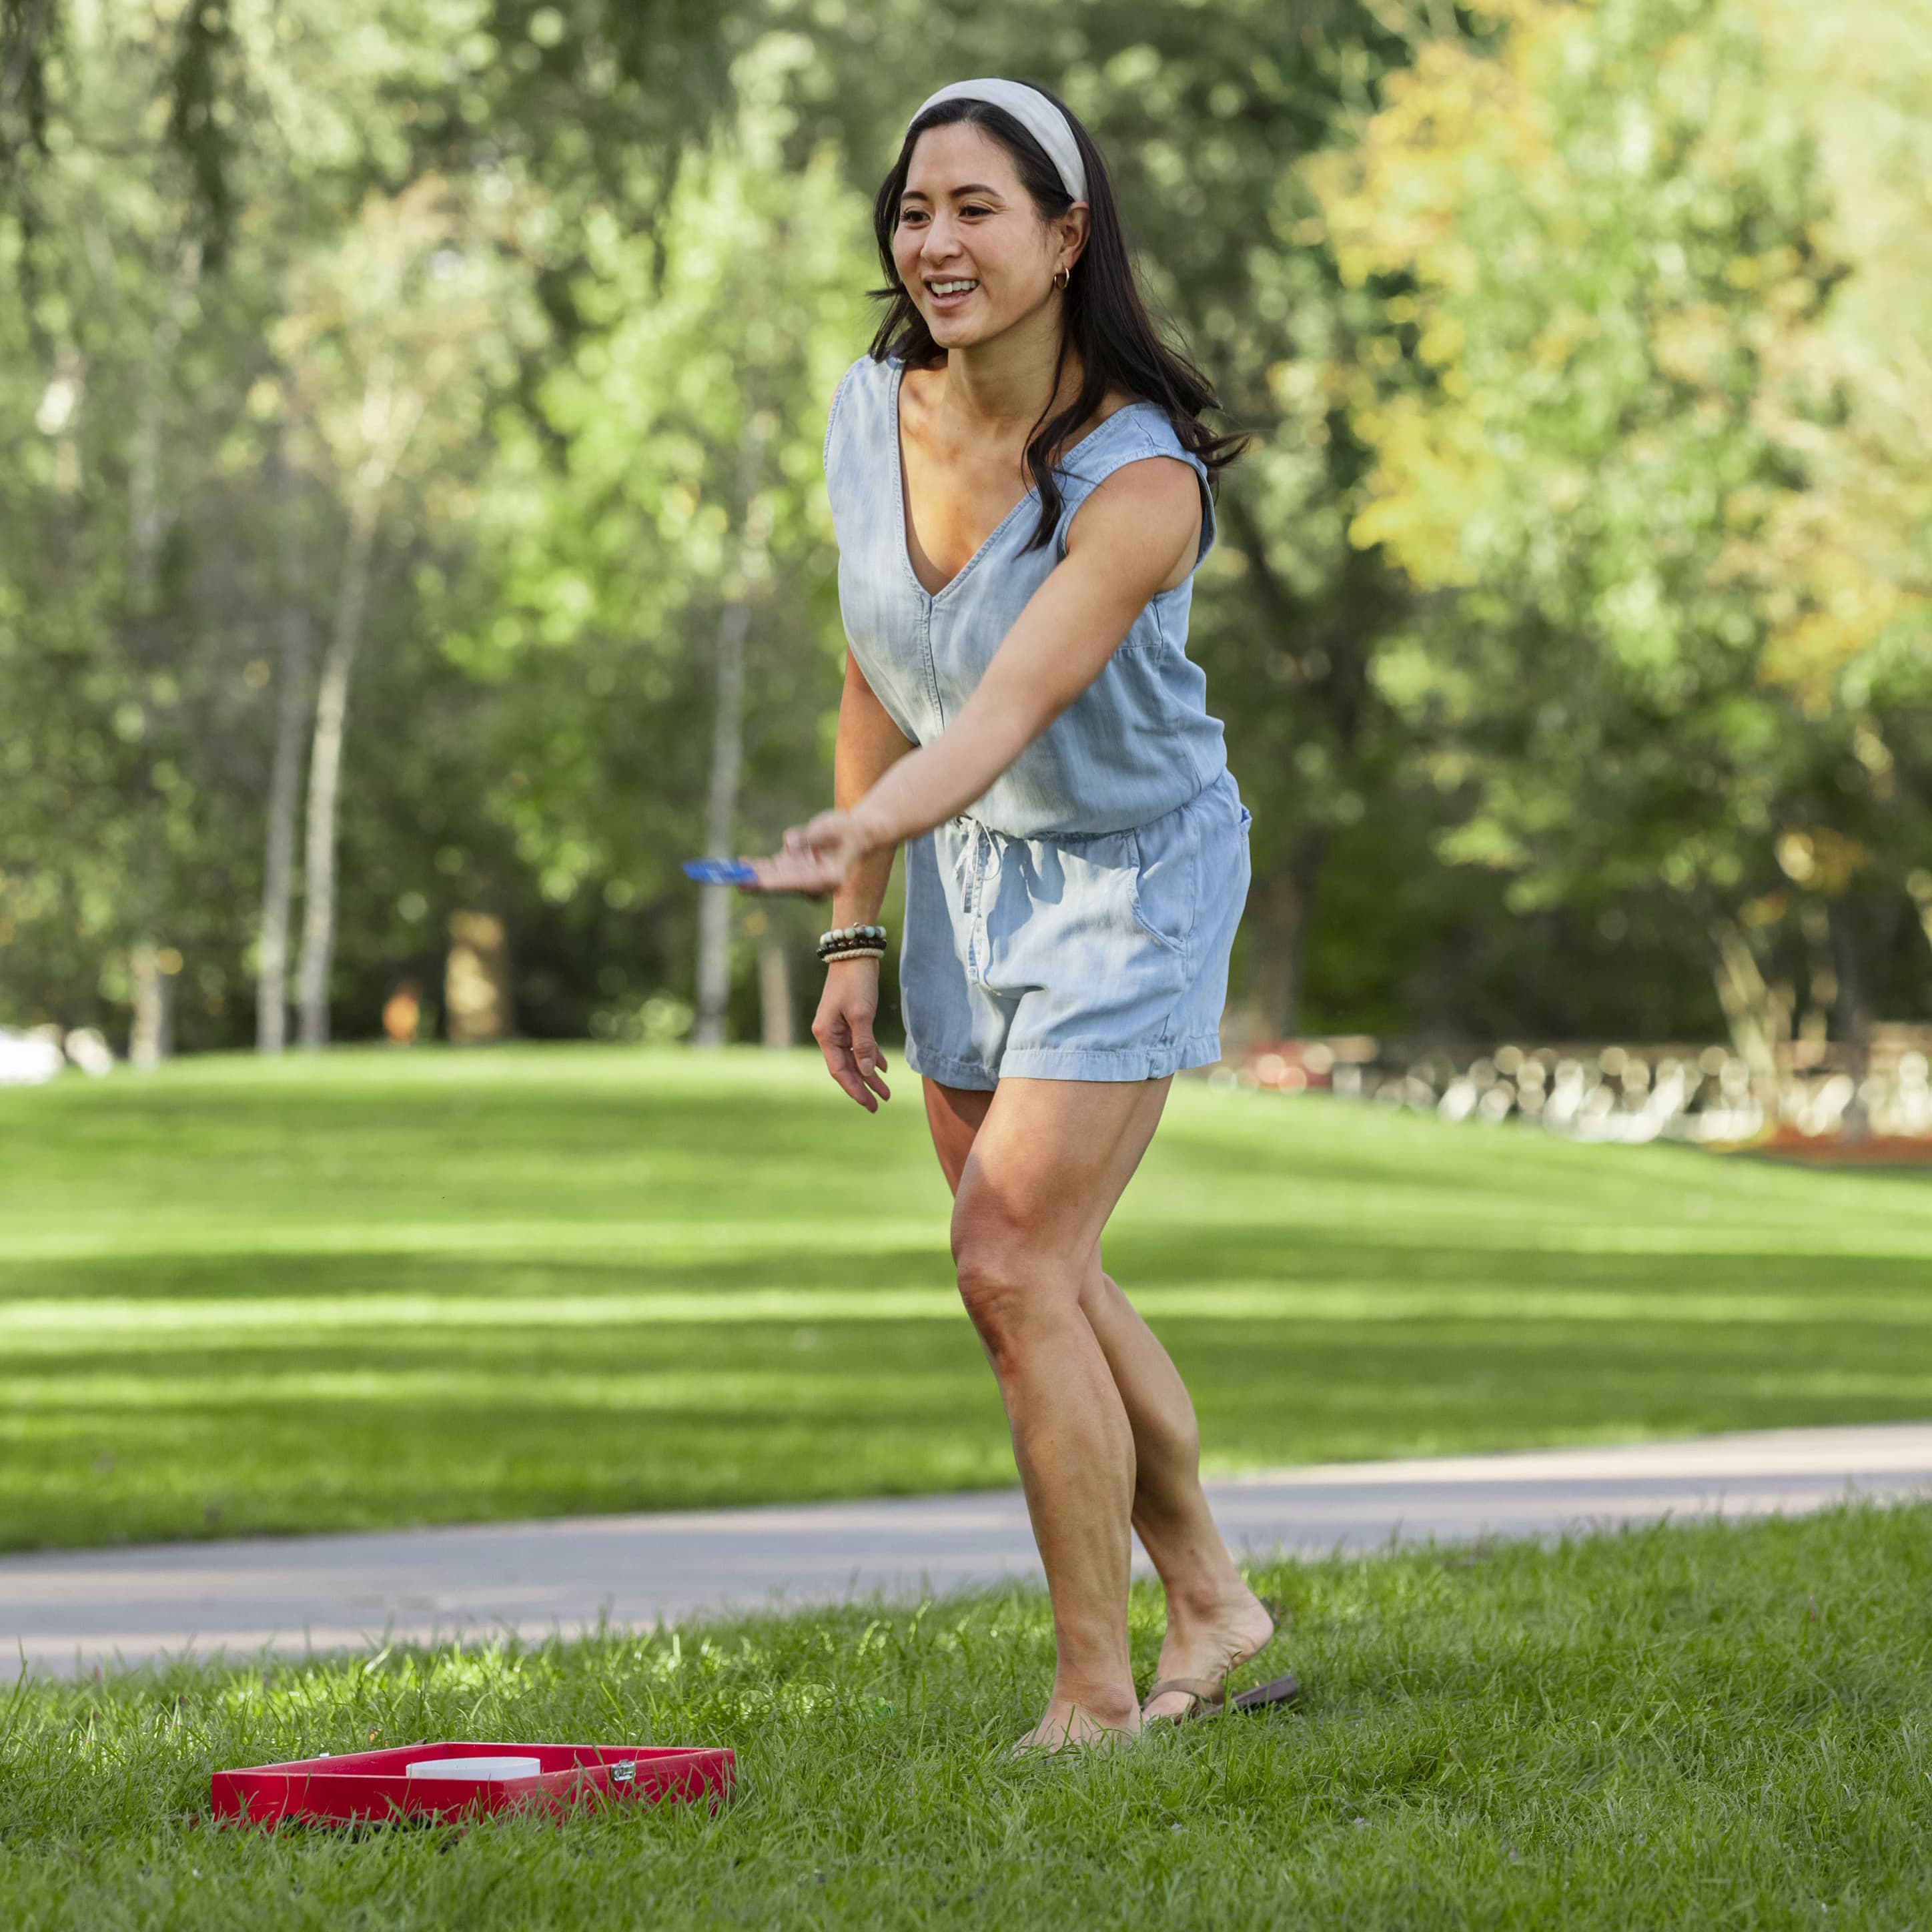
[[817, 923, 887, 964]]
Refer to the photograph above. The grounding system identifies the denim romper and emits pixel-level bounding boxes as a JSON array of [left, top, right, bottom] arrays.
[[823, 353, 1252, 1087]]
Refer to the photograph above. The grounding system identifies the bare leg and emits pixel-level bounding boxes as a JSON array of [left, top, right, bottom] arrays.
[[1076, 1256, 1274, 1719], [923, 1077, 1273, 1738], [941, 1075, 1172, 1748]]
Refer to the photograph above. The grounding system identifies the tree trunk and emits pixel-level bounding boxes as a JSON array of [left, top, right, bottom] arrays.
[[1709, 918, 1791, 1115], [1248, 828, 1331, 1039], [758, 938, 793, 1049], [694, 422, 773, 1051], [119, 268, 194, 1064], [1906, 871, 1932, 961], [445, 911, 513, 1043], [1217, 490, 1390, 1049], [693, 593, 749, 1050], [1829, 895, 1869, 1141], [257, 435, 312, 1054], [129, 940, 173, 1070], [296, 489, 380, 1049]]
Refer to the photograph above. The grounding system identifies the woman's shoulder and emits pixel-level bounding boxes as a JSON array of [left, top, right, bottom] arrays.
[[1090, 387, 1147, 432], [823, 354, 895, 470], [1053, 392, 1214, 568], [845, 351, 899, 389], [1106, 392, 1191, 452], [1059, 391, 1195, 481], [832, 352, 894, 412]]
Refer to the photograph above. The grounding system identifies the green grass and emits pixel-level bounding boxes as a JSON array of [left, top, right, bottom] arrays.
[[4, 1044, 1931, 1552], [6, 1504, 1932, 1929]]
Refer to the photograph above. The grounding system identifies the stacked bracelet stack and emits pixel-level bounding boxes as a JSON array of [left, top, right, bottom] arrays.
[[817, 923, 888, 965]]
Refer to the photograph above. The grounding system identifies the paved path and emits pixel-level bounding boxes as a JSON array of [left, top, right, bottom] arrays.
[[7, 1424, 1930, 1680]]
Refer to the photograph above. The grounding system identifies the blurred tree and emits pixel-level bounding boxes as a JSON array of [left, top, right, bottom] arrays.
[[0, 8, 227, 1062], [1, 0, 759, 264], [0, 0, 543, 1053], [1309, 0, 1930, 1067], [446, 78, 871, 1045], [254, 425, 314, 1054], [276, 173, 535, 1046], [3, 0, 1926, 1060]]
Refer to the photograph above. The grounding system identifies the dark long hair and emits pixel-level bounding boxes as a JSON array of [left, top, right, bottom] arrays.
[[869, 85, 1247, 552]]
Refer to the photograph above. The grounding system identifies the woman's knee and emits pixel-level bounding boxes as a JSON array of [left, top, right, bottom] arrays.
[[951, 1197, 1064, 1358]]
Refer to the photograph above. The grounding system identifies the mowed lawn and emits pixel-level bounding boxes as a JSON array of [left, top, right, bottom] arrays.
[[4, 1045, 1931, 1552], [6, 1506, 1932, 1929]]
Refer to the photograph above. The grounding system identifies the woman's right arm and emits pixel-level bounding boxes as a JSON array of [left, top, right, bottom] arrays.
[[813, 650, 914, 1111]]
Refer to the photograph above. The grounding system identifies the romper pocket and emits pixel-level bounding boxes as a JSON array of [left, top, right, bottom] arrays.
[[1126, 809, 1201, 958]]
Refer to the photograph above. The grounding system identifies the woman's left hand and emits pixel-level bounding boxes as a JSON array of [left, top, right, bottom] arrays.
[[743, 809, 873, 897]]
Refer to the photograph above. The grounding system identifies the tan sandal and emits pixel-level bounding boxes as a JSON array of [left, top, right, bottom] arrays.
[[1141, 1597, 1302, 1723], [1141, 1670, 1302, 1722], [1141, 1674, 1230, 1721]]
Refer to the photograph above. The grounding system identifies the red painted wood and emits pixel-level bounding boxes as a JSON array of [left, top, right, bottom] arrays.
[[210, 1740, 735, 1827]]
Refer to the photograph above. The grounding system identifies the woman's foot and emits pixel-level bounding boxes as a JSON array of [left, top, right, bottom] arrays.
[[1140, 1585, 1277, 1722], [1011, 1694, 1143, 1756]]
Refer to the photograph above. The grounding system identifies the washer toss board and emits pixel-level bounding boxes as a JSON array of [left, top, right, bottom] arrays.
[[211, 1741, 735, 1827]]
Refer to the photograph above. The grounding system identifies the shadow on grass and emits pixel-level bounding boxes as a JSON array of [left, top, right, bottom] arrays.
[[4, 1502, 1931, 1929]]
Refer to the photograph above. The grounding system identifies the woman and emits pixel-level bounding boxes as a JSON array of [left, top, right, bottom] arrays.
[[745, 78, 1294, 1751]]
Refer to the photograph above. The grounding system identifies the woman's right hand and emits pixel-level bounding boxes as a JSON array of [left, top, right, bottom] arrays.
[[812, 957, 891, 1111]]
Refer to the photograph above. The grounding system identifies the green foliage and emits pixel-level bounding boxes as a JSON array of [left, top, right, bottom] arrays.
[[1311, 0, 1931, 1033], [453, 110, 870, 920], [0, 6, 879, 1048], [161, 0, 237, 268], [1, 0, 1927, 1049]]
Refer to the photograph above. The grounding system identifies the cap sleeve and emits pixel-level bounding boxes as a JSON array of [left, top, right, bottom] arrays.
[[822, 355, 873, 472], [1052, 406, 1216, 575]]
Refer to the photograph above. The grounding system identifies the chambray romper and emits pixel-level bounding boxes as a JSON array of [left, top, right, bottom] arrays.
[[823, 353, 1252, 1088]]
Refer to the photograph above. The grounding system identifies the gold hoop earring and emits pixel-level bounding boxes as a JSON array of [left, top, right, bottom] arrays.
[[1053, 266, 1070, 291]]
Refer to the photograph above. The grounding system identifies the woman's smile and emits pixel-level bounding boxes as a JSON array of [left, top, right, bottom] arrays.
[[924, 276, 980, 312]]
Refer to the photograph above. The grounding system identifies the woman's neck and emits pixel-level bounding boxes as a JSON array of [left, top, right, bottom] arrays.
[[932, 308, 1081, 442]]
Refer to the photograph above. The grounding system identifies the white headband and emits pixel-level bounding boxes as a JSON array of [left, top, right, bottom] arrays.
[[908, 79, 1087, 205]]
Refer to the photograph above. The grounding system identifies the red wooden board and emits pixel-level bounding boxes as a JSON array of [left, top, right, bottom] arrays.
[[211, 1740, 735, 1828]]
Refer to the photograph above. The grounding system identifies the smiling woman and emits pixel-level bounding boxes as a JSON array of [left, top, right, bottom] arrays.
[[866, 82, 1242, 559], [733, 79, 1274, 1754]]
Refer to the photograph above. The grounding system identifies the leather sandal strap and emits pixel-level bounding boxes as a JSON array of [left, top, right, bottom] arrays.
[[1143, 1675, 1227, 1711]]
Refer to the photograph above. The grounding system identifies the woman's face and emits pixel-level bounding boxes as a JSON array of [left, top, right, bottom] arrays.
[[891, 121, 1083, 350]]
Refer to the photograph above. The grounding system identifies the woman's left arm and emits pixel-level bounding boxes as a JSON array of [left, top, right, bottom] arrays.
[[759, 457, 1201, 893]]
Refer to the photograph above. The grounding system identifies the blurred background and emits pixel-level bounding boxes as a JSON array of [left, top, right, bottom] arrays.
[[0, 0, 1928, 1120]]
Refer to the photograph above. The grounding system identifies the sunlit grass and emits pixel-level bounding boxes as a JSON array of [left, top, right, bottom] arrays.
[[3, 1045, 1929, 1550], [5, 1504, 1931, 1930]]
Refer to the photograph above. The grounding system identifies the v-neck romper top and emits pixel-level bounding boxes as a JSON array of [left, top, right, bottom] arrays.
[[822, 352, 1252, 1088]]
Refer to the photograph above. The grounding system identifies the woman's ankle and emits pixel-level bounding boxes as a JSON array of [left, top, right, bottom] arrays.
[[1044, 1689, 1141, 1733], [1046, 1665, 1140, 1725], [1158, 1572, 1266, 1632]]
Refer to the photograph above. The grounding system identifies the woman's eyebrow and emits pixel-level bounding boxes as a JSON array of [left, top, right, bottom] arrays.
[[901, 183, 1005, 204]]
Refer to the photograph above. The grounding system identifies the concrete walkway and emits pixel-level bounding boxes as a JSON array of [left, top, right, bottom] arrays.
[[7, 1424, 1931, 1681]]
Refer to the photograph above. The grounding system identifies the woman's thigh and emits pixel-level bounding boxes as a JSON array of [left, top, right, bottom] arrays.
[[923, 1077, 993, 1197], [933, 1077, 1172, 1280]]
